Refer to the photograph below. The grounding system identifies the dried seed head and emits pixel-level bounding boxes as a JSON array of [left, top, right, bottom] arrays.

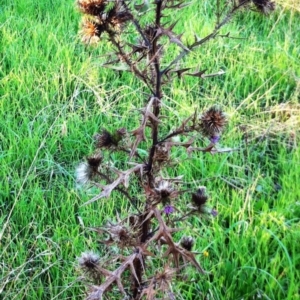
[[80, 18, 102, 44], [77, 0, 106, 15], [87, 153, 102, 171], [78, 251, 102, 282], [94, 128, 125, 148], [252, 0, 275, 14], [91, 3, 132, 32], [105, 223, 134, 247], [155, 181, 177, 201], [191, 187, 218, 217], [94, 130, 115, 148], [199, 107, 227, 139], [155, 265, 177, 292], [153, 144, 170, 163], [191, 186, 208, 207], [78, 251, 100, 270], [180, 236, 194, 251]]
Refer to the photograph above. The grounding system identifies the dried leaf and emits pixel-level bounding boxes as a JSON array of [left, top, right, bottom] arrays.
[[165, 137, 195, 149], [173, 67, 191, 78], [186, 69, 207, 78], [130, 97, 157, 158], [187, 145, 239, 155], [201, 69, 226, 78], [82, 164, 144, 205]]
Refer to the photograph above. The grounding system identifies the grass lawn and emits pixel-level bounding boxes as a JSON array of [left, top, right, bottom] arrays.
[[0, 0, 299, 299]]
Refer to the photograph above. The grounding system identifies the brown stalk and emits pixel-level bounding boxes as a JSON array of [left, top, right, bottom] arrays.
[[162, 0, 250, 74], [86, 250, 144, 299], [106, 28, 154, 93]]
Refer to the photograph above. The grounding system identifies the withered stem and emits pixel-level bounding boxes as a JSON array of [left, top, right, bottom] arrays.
[[162, 0, 248, 73], [121, 0, 151, 48], [107, 29, 154, 93], [146, 0, 164, 183], [157, 128, 193, 144], [132, 2, 165, 298]]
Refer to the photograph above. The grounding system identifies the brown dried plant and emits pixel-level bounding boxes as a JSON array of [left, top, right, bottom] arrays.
[[74, 0, 275, 299]]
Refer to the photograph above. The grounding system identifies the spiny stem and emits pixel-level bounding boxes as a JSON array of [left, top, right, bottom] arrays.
[[162, 0, 249, 73], [107, 29, 154, 93]]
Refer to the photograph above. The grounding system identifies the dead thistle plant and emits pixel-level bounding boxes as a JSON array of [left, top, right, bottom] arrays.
[[74, 0, 275, 299]]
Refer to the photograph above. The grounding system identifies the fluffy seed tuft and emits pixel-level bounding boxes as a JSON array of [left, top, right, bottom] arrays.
[[75, 162, 93, 184]]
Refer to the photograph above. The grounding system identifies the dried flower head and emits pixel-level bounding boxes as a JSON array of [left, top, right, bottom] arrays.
[[252, 0, 275, 14], [191, 186, 208, 207], [191, 187, 217, 217], [87, 152, 102, 171], [79, 251, 100, 270], [155, 265, 177, 292], [155, 180, 178, 202], [94, 128, 125, 148], [78, 251, 102, 282], [199, 107, 227, 139], [153, 144, 170, 163], [77, 0, 106, 15], [180, 236, 194, 251], [104, 223, 134, 247], [80, 18, 102, 44]]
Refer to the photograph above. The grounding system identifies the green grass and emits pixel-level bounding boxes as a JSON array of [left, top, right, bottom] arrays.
[[1, 0, 299, 299]]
